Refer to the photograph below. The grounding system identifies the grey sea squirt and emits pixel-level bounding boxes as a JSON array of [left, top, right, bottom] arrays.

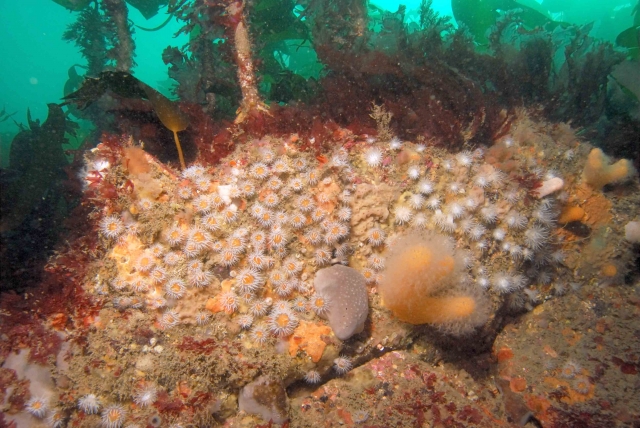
[[313, 265, 369, 340]]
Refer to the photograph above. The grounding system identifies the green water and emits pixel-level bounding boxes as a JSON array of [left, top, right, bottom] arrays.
[[0, 0, 191, 165], [0, 0, 636, 166]]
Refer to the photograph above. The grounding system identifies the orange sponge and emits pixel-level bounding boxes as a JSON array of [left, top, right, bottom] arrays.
[[558, 205, 585, 224], [582, 148, 636, 189], [378, 231, 488, 334]]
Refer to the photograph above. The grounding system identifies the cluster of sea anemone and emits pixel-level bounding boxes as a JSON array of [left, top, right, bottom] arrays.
[[75, 128, 570, 425], [92, 131, 566, 348], [94, 141, 358, 347], [359, 138, 564, 323]]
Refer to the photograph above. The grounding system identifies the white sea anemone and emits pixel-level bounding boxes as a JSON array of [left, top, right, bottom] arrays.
[[411, 213, 428, 229], [409, 194, 425, 209], [492, 273, 515, 294], [416, 179, 434, 194], [25, 396, 49, 418], [389, 137, 403, 150], [407, 165, 421, 180], [505, 211, 528, 230], [333, 356, 353, 374], [304, 370, 322, 384], [446, 202, 465, 219], [524, 225, 549, 250], [474, 174, 490, 188], [456, 151, 473, 167], [133, 385, 158, 407], [394, 206, 413, 224], [363, 147, 383, 167], [479, 206, 498, 224], [426, 196, 441, 210], [492, 228, 506, 241]]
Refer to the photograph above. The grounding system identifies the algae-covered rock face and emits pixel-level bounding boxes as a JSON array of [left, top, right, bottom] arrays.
[[314, 265, 369, 340]]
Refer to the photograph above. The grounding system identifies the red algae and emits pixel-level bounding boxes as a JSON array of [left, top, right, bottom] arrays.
[[611, 357, 638, 375], [0, 233, 99, 361], [177, 337, 217, 355], [154, 391, 185, 415]]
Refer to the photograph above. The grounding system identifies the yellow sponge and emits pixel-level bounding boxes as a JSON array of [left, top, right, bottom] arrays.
[[582, 148, 636, 189]]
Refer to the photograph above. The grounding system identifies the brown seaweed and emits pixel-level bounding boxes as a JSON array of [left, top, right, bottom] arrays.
[[63, 71, 190, 168], [0, 104, 73, 291]]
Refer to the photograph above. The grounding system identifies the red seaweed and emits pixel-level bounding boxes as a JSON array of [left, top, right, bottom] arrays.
[[154, 391, 185, 415], [177, 337, 217, 355], [611, 356, 639, 375]]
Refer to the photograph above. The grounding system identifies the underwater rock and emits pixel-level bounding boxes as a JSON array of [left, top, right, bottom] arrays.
[[313, 265, 369, 341], [238, 376, 289, 424]]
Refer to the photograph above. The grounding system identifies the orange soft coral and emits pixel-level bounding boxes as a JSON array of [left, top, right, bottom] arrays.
[[378, 231, 488, 335], [582, 148, 636, 189]]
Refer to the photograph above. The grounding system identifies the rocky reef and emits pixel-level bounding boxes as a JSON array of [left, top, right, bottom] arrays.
[[1, 1, 639, 427], [1, 106, 638, 427]]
